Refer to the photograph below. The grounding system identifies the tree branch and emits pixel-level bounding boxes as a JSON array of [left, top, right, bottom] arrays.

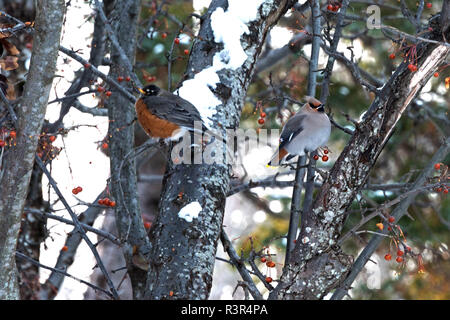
[[331, 136, 450, 300], [0, 0, 65, 300], [272, 17, 450, 300]]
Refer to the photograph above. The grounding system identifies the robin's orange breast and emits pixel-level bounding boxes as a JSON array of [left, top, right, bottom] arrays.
[[135, 98, 181, 139]]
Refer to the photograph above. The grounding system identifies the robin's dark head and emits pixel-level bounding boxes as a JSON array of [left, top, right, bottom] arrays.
[[139, 84, 160, 96]]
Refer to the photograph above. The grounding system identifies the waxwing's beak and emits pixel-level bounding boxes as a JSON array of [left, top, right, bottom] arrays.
[[317, 104, 325, 113]]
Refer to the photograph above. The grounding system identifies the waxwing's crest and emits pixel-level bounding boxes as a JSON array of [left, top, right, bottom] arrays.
[[304, 96, 322, 107]]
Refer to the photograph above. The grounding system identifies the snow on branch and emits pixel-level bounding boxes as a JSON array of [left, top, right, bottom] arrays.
[[176, 0, 274, 127]]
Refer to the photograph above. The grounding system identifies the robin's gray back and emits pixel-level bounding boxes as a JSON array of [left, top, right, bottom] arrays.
[[142, 93, 205, 130]]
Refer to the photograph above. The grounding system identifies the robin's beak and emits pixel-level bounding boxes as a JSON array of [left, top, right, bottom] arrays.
[[138, 87, 146, 95]]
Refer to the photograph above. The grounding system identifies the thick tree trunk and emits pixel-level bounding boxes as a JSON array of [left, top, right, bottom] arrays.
[[0, 0, 64, 300], [107, 0, 151, 299], [271, 20, 450, 300], [16, 163, 47, 299], [144, 0, 293, 299]]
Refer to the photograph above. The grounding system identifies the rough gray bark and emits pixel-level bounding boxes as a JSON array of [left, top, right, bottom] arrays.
[[16, 163, 47, 300], [0, 0, 65, 300], [270, 19, 450, 300], [106, 0, 151, 299], [144, 0, 293, 299]]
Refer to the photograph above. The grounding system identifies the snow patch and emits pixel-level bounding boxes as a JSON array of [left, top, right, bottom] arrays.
[[176, 0, 267, 127], [178, 201, 203, 222]]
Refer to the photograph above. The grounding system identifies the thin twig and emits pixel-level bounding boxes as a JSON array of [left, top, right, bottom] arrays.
[[15, 251, 114, 299], [35, 155, 120, 299], [59, 46, 137, 103], [220, 230, 263, 300], [24, 207, 121, 245]]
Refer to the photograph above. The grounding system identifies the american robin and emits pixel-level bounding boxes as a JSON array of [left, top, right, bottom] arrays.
[[268, 96, 331, 166], [135, 84, 207, 141]]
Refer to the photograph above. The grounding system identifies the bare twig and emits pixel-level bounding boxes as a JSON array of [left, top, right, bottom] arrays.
[[24, 207, 120, 245], [220, 230, 263, 300], [93, 0, 141, 87], [59, 46, 137, 103], [35, 156, 120, 299], [15, 251, 114, 299], [338, 182, 445, 245], [285, 0, 322, 266], [72, 100, 108, 117]]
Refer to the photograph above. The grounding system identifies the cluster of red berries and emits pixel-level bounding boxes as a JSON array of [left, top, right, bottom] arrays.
[[408, 64, 418, 72], [435, 186, 449, 194], [260, 255, 276, 283], [425, 2, 432, 9], [384, 248, 408, 263], [433, 163, 448, 194], [378, 215, 413, 264], [0, 129, 17, 147], [376, 215, 397, 232], [260, 256, 276, 268], [162, 33, 190, 55], [96, 85, 112, 97], [326, 1, 342, 12], [257, 111, 266, 125], [145, 75, 157, 82], [405, 44, 419, 72], [98, 197, 116, 207], [117, 76, 131, 82], [313, 149, 329, 162], [71, 186, 83, 195]]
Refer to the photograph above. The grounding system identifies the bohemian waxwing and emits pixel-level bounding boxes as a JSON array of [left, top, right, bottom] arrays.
[[268, 96, 331, 166]]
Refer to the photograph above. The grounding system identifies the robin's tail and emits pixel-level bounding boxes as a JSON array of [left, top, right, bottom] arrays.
[[267, 148, 288, 167]]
